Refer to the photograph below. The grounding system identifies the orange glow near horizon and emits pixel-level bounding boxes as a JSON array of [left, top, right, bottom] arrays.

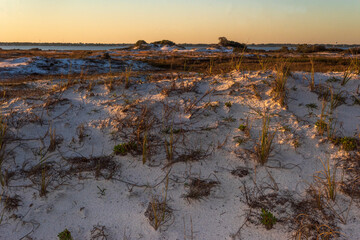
[[1, 0, 359, 44]]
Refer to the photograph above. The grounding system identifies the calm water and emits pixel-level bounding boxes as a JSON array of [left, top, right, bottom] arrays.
[[0, 44, 205, 51], [0, 44, 357, 51], [0, 44, 291, 51], [0, 45, 131, 51]]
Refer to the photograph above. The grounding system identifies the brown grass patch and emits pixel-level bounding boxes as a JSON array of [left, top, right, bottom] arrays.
[[183, 178, 219, 202], [65, 155, 118, 180]]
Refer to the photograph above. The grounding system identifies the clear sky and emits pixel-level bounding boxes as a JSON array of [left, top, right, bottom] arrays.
[[1, 0, 360, 44]]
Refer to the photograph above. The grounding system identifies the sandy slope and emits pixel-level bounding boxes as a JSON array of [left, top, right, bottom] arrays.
[[0, 69, 359, 240], [0, 56, 153, 80]]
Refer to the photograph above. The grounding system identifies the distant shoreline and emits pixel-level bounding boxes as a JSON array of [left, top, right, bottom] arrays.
[[0, 42, 360, 48], [0, 42, 129, 47]]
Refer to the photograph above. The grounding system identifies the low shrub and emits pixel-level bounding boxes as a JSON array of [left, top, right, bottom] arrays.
[[334, 137, 358, 152], [218, 37, 247, 50], [260, 208, 277, 230], [58, 229, 73, 240], [238, 124, 247, 131], [152, 40, 176, 46], [113, 141, 137, 155]]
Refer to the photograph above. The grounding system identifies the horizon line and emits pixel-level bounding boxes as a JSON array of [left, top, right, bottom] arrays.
[[1, 41, 360, 46]]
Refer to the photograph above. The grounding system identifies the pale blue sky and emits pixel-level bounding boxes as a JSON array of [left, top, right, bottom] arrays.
[[1, 0, 359, 43]]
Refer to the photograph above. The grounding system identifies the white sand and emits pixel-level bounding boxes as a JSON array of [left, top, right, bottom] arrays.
[[0, 68, 359, 239]]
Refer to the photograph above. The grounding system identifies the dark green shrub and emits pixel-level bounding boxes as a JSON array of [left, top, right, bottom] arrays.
[[113, 144, 127, 155], [339, 137, 357, 151], [113, 141, 137, 155], [58, 229, 73, 240], [238, 124, 246, 131], [260, 208, 277, 230]]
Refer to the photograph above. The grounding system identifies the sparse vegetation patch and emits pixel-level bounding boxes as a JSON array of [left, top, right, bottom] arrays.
[[1, 47, 359, 239], [184, 178, 219, 202]]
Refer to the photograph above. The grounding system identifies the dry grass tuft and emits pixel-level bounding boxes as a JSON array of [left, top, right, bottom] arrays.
[[2, 194, 21, 213], [271, 61, 290, 107], [294, 214, 339, 240], [254, 113, 275, 165], [313, 158, 338, 201], [144, 198, 173, 230]]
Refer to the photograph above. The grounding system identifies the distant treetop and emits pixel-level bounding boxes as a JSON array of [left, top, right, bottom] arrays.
[[218, 37, 247, 50], [151, 40, 176, 46], [135, 40, 148, 46]]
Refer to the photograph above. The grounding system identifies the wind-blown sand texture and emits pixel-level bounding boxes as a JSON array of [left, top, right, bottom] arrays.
[[0, 49, 359, 239]]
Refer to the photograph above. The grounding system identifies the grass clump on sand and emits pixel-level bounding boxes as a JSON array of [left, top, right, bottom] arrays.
[[2, 194, 21, 213], [113, 141, 137, 156], [271, 62, 290, 107], [145, 198, 172, 231], [313, 158, 338, 201], [331, 136, 358, 152], [339, 137, 357, 152], [315, 120, 328, 135], [315, 100, 328, 136], [255, 113, 275, 165], [144, 175, 172, 231]]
